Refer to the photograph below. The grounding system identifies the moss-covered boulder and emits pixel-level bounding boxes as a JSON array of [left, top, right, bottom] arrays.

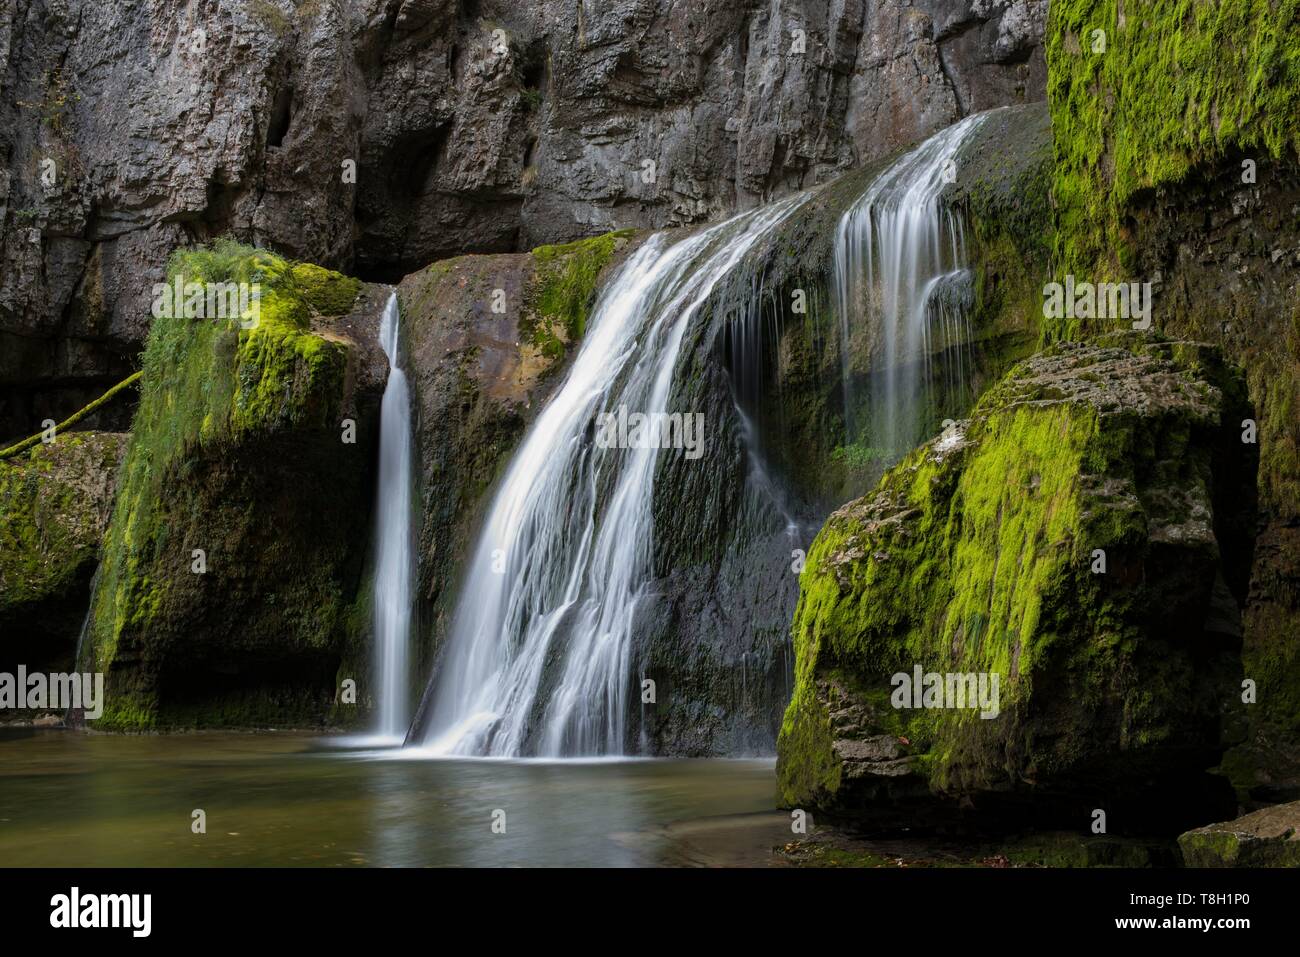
[[1179, 801, 1300, 867], [0, 431, 126, 679], [777, 334, 1256, 827], [85, 241, 385, 730]]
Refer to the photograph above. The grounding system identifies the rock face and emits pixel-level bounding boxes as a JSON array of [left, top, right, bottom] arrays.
[[0, 0, 1046, 441], [1045, 0, 1300, 799], [82, 243, 387, 729], [1179, 801, 1300, 867], [0, 430, 126, 680], [397, 229, 642, 707], [777, 335, 1256, 827]]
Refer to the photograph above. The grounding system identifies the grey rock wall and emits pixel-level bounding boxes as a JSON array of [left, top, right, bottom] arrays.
[[0, 0, 1044, 438]]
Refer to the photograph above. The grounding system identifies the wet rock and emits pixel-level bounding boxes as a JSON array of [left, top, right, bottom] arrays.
[[0, 431, 126, 674], [1179, 801, 1300, 867]]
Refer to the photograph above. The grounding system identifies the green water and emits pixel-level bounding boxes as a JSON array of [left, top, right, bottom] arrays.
[[0, 730, 792, 867]]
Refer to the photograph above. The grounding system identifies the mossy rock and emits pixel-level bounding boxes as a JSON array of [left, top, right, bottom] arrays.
[[525, 229, 637, 358], [292, 262, 362, 317], [1047, 0, 1300, 284], [0, 432, 126, 676], [85, 241, 379, 730], [777, 333, 1257, 819], [1178, 801, 1300, 867]]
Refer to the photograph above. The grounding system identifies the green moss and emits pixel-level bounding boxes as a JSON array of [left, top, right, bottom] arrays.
[[1047, 0, 1300, 314], [775, 670, 842, 807], [1178, 818, 1300, 867], [1001, 833, 1162, 868], [777, 337, 1250, 807], [95, 696, 159, 733], [0, 433, 123, 621], [1039, 7, 1300, 791], [86, 241, 360, 726], [529, 229, 636, 350], [291, 262, 362, 317]]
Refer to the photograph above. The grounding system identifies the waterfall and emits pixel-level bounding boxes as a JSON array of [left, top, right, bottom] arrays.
[[372, 291, 415, 742], [415, 194, 811, 757], [64, 563, 102, 727], [832, 111, 991, 459]]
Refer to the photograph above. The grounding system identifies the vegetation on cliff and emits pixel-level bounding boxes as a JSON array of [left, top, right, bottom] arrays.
[[1047, 0, 1300, 284], [1046, 0, 1300, 802]]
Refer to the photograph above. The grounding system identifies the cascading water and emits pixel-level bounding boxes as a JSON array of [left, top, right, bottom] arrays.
[[832, 111, 992, 460], [64, 563, 102, 727], [415, 195, 811, 757], [372, 291, 415, 742]]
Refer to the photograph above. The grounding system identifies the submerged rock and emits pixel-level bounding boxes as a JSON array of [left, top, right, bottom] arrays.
[[1179, 801, 1300, 867], [777, 334, 1257, 828]]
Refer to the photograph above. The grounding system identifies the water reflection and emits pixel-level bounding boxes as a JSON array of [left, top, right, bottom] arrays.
[[0, 731, 786, 867]]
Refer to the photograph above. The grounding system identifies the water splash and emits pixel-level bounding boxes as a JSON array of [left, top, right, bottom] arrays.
[[372, 291, 415, 742], [415, 195, 811, 757], [832, 111, 990, 459]]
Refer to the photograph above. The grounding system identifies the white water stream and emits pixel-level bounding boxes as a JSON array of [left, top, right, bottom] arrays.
[[832, 111, 990, 456], [417, 196, 811, 756], [372, 292, 414, 741]]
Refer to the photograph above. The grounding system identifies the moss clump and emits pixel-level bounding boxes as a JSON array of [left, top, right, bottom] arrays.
[[291, 262, 362, 317], [1001, 833, 1165, 868], [527, 229, 636, 355], [87, 241, 362, 729], [1047, 0, 1300, 301], [778, 335, 1254, 810]]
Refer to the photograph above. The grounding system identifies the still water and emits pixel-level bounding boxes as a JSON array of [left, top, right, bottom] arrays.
[[0, 730, 791, 867]]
